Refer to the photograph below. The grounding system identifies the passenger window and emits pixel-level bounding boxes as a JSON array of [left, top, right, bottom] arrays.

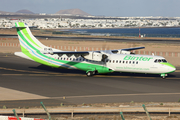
[[70, 58, 72, 61], [123, 61, 125, 63], [126, 61, 128, 64], [129, 61, 131, 64], [106, 59, 109, 62], [116, 60, 118, 63], [133, 61, 135, 64], [73, 58, 75, 61], [136, 61, 138, 64], [119, 60, 121, 63], [109, 60, 111, 63], [113, 60, 115, 63]]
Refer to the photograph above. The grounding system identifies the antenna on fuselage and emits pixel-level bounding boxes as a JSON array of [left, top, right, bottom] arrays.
[[152, 53, 154, 56]]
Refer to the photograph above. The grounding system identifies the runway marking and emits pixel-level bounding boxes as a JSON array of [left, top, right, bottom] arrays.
[[0, 86, 48, 101], [1, 92, 180, 101], [50, 92, 180, 99]]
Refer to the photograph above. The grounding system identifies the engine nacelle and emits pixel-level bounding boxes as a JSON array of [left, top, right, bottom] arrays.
[[82, 52, 104, 61]]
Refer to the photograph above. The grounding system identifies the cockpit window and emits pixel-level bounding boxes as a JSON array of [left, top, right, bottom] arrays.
[[154, 59, 167, 63], [158, 59, 161, 62], [162, 59, 167, 62]]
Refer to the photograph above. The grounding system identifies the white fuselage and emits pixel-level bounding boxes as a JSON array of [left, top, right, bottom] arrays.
[[105, 54, 175, 74]]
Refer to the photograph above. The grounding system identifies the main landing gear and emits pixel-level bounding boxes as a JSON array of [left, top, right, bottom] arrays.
[[86, 71, 97, 77]]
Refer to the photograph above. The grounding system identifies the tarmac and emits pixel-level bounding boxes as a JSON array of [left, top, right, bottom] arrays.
[[0, 53, 180, 108]]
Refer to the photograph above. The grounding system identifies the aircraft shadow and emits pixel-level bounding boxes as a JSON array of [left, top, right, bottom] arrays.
[[106, 72, 176, 78], [29, 64, 85, 74], [29, 64, 177, 79]]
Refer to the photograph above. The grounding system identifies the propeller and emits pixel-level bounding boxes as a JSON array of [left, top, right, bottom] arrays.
[[100, 41, 111, 66]]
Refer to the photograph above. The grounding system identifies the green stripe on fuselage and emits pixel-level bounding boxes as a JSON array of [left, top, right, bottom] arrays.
[[20, 44, 111, 73], [16, 22, 112, 73], [20, 45, 58, 67], [160, 62, 175, 68]]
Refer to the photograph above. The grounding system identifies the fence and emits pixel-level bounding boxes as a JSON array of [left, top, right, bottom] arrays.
[[0, 42, 179, 57], [0, 107, 180, 117]]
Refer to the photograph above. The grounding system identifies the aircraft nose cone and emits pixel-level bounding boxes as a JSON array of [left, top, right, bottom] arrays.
[[170, 66, 176, 72], [160, 63, 176, 73], [167, 64, 176, 73]]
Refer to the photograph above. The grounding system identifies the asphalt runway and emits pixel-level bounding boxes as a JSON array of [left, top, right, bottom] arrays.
[[0, 53, 180, 108]]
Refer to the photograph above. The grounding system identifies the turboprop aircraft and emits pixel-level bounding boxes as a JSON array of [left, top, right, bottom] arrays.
[[14, 22, 176, 79]]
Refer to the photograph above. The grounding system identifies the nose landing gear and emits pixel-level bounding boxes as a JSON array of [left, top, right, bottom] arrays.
[[161, 73, 167, 79]]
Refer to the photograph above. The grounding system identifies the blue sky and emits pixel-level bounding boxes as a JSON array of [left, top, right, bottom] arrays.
[[0, 0, 180, 17]]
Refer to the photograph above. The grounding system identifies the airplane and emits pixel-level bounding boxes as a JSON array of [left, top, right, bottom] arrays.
[[14, 22, 176, 79]]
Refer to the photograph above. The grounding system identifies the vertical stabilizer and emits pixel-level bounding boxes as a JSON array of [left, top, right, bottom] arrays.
[[15, 22, 46, 52]]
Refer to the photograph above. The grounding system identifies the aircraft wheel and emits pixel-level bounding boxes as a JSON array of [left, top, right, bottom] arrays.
[[162, 76, 166, 79], [86, 71, 93, 77], [161, 73, 167, 79]]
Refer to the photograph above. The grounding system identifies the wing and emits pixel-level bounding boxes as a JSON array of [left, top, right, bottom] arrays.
[[111, 47, 145, 53], [49, 46, 144, 61], [50, 50, 103, 61], [52, 51, 89, 55], [48, 51, 90, 58], [51, 47, 145, 55]]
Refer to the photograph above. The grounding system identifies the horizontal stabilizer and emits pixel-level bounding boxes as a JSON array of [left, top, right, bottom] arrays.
[[13, 26, 26, 29]]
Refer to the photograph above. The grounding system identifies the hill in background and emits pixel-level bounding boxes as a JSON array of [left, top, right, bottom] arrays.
[[16, 9, 34, 14], [0, 11, 14, 14], [56, 9, 91, 16]]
